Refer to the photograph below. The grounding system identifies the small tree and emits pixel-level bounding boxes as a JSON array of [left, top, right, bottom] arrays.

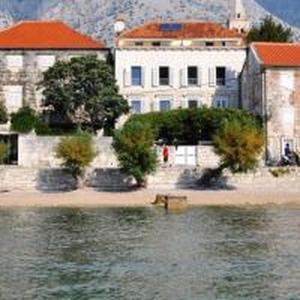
[[0, 142, 9, 164], [0, 102, 8, 124], [56, 131, 96, 188], [213, 120, 264, 173], [10, 107, 37, 133], [247, 16, 293, 43], [40, 55, 129, 133], [113, 121, 158, 188]]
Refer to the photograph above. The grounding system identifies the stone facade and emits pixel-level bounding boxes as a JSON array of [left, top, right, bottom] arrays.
[[0, 50, 108, 120], [242, 45, 300, 162], [115, 47, 246, 113], [18, 135, 118, 168], [2, 165, 300, 192]]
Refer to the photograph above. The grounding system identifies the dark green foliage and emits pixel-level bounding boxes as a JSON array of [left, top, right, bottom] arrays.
[[126, 107, 262, 145], [0, 102, 8, 124], [113, 121, 158, 187], [10, 107, 37, 133], [39, 55, 129, 133], [247, 16, 293, 43], [56, 131, 96, 187], [34, 119, 53, 135], [0, 142, 9, 164], [213, 120, 264, 173]]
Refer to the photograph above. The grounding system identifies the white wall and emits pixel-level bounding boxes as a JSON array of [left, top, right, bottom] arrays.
[[115, 48, 246, 112]]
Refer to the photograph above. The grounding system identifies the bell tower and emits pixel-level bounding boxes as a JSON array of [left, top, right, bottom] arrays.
[[228, 0, 250, 33]]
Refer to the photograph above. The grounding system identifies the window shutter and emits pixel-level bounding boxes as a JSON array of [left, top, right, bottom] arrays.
[[141, 67, 145, 87], [123, 68, 130, 87], [140, 99, 145, 113], [181, 69, 188, 87], [169, 68, 174, 86], [152, 68, 158, 87], [197, 67, 202, 86], [209, 67, 216, 87], [225, 67, 231, 87]]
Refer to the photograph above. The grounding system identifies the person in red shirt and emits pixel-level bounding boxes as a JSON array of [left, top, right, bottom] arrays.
[[162, 145, 169, 164]]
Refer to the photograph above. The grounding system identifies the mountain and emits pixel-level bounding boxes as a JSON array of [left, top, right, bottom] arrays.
[[256, 0, 300, 28], [0, 0, 298, 46]]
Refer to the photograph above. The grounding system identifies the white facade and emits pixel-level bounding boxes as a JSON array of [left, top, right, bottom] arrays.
[[115, 47, 247, 113]]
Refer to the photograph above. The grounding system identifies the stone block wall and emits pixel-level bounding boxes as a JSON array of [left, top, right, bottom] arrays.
[[18, 135, 119, 168]]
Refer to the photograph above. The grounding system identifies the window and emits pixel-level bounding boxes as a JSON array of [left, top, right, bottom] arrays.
[[222, 41, 226, 47], [188, 66, 198, 86], [131, 66, 142, 86], [131, 100, 142, 114], [135, 41, 144, 46], [214, 97, 228, 108], [159, 100, 171, 112], [205, 42, 214, 47], [216, 67, 226, 86], [159, 67, 169, 86], [152, 41, 161, 47], [237, 13, 241, 19], [188, 100, 198, 109], [3, 85, 23, 112], [6, 55, 23, 71], [37, 55, 56, 71]]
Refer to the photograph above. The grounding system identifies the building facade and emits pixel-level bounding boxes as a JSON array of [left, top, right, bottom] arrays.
[[115, 19, 248, 114], [242, 42, 300, 162], [0, 21, 108, 120]]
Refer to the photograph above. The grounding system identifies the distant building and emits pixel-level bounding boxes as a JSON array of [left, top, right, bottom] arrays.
[[241, 42, 300, 162], [228, 0, 250, 34], [115, 16, 248, 114], [0, 21, 108, 117]]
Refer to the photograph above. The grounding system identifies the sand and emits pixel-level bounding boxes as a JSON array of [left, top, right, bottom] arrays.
[[0, 187, 300, 208]]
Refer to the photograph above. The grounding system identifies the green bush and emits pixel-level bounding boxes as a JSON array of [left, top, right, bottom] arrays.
[[0, 142, 9, 164], [10, 107, 37, 133], [113, 121, 158, 187], [213, 120, 264, 173], [0, 102, 8, 124], [126, 107, 261, 145], [56, 131, 96, 188], [34, 119, 53, 135]]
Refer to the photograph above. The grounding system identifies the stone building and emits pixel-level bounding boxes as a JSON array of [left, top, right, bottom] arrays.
[[114, 1, 249, 114], [241, 42, 300, 162], [0, 20, 108, 121]]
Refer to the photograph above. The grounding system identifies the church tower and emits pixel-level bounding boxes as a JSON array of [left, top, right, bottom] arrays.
[[228, 0, 250, 34]]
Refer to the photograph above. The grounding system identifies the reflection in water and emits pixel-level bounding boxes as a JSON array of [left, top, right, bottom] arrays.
[[0, 206, 299, 299]]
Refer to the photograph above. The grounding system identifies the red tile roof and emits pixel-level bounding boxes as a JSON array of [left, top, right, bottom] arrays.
[[0, 21, 106, 49], [119, 21, 243, 40], [253, 42, 300, 67]]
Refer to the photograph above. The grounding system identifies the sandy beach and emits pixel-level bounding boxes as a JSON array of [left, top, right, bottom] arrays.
[[0, 187, 300, 208]]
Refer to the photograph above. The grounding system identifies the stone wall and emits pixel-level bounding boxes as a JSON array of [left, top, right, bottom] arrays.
[[1, 165, 300, 192], [18, 134, 119, 168], [19, 135, 219, 169]]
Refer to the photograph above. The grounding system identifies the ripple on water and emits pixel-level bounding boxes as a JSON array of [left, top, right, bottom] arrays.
[[0, 206, 300, 299]]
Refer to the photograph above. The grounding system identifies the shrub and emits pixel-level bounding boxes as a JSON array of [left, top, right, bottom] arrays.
[[0, 102, 8, 124], [10, 107, 37, 133], [0, 142, 9, 164], [126, 107, 261, 145], [34, 119, 53, 135], [113, 121, 158, 187], [55, 131, 96, 188], [213, 120, 264, 173]]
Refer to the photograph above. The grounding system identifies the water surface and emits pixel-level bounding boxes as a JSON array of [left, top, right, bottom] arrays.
[[0, 206, 299, 299]]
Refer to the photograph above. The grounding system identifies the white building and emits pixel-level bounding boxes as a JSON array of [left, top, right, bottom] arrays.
[[115, 2, 249, 114]]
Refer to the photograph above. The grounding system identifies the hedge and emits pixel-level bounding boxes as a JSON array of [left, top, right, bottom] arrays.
[[125, 107, 262, 145]]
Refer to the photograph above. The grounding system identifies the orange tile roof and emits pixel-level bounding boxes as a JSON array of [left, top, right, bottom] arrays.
[[253, 42, 300, 67], [0, 21, 106, 49], [119, 21, 243, 40]]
